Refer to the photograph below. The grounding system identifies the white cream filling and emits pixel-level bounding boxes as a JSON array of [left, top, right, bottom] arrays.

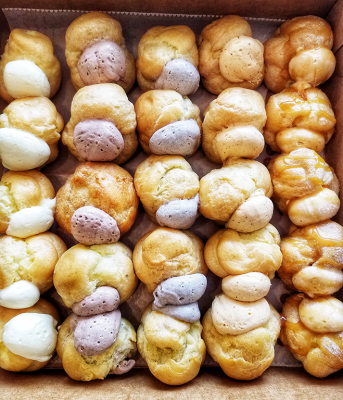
[[0, 281, 40, 309], [0, 128, 51, 171], [3, 313, 58, 362], [4, 60, 50, 99]]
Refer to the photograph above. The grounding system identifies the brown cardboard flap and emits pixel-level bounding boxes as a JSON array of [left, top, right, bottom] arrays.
[[0, 0, 337, 19], [327, 0, 343, 52], [0, 367, 342, 400]]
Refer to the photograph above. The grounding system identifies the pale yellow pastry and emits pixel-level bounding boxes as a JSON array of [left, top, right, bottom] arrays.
[[264, 16, 335, 93], [55, 162, 139, 245], [202, 298, 280, 380], [62, 84, 138, 164], [204, 224, 282, 278], [264, 83, 336, 153], [0, 170, 56, 237], [133, 227, 207, 293], [202, 87, 266, 164], [134, 155, 199, 229], [0, 97, 63, 170], [65, 12, 136, 93], [57, 316, 137, 381], [134, 90, 202, 156], [279, 221, 343, 296], [137, 304, 206, 385], [137, 26, 199, 95], [0, 29, 61, 103], [281, 294, 343, 378], [198, 15, 264, 95], [53, 242, 138, 307], [199, 158, 273, 232], [0, 299, 60, 372], [268, 148, 340, 226]]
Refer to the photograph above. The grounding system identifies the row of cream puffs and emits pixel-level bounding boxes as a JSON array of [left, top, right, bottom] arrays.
[[0, 13, 335, 104]]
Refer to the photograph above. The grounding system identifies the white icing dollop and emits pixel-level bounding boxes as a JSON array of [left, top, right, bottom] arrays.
[[0, 128, 50, 171], [6, 198, 55, 238], [0, 281, 40, 309], [4, 60, 50, 99], [3, 313, 58, 362]]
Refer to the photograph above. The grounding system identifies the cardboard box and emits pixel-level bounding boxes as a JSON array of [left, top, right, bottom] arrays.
[[1, 0, 343, 398]]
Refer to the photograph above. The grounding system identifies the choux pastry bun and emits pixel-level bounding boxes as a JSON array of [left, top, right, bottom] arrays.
[[202, 87, 266, 164], [199, 15, 264, 95], [0, 232, 66, 309], [204, 224, 282, 279], [0, 170, 56, 238], [54, 242, 137, 380], [134, 90, 201, 157], [134, 155, 200, 229], [0, 29, 61, 103], [199, 158, 274, 233], [264, 16, 335, 93], [264, 83, 336, 153], [133, 227, 207, 293], [268, 148, 340, 227], [65, 12, 136, 93], [280, 293, 343, 377], [137, 26, 200, 95], [0, 97, 63, 171], [55, 162, 139, 245], [279, 221, 343, 296], [0, 298, 60, 372], [62, 84, 138, 164], [137, 304, 206, 385], [202, 297, 280, 380]]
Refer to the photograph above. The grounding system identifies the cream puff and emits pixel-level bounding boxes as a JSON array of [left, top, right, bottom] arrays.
[[280, 294, 343, 377], [264, 83, 336, 153], [0, 97, 63, 171], [268, 148, 340, 226], [0, 29, 61, 103], [54, 242, 137, 381], [264, 16, 335, 93], [0, 170, 57, 238], [62, 84, 137, 164], [199, 158, 274, 233], [133, 227, 207, 385], [55, 162, 139, 245], [134, 155, 199, 229], [198, 15, 264, 95], [0, 299, 60, 372], [279, 221, 343, 296], [202, 87, 266, 164], [65, 12, 136, 93], [135, 90, 201, 157], [137, 26, 199, 95], [0, 232, 66, 309]]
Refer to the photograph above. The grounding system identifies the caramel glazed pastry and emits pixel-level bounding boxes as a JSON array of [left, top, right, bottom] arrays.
[[0, 170, 57, 238], [62, 83, 138, 164], [137, 25, 200, 96], [0, 232, 66, 372], [0, 29, 61, 103], [133, 227, 207, 385], [55, 162, 139, 245], [203, 224, 282, 380], [135, 90, 202, 157], [134, 155, 200, 229], [199, 89, 273, 233], [264, 16, 336, 93], [65, 12, 136, 93], [279, 221, 343, 297], [281, 294, 343, 377], [54, 242, 138, 381], [198, 15, 264, 95], [0, 96, 63, 171]]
